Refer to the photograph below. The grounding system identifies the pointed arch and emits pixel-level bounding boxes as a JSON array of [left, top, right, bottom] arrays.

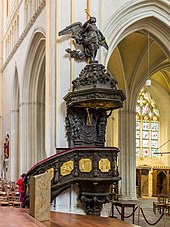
[[10, 65, 20, 181], [104, 0, 170, 128], [20, 29, 46, 171], [104, 0, 170, 200], [105, 0, 170, 106], [104, 0, 170, 65]]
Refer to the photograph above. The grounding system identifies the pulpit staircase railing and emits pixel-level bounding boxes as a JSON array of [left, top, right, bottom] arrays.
[[23, 146, 120, 215]]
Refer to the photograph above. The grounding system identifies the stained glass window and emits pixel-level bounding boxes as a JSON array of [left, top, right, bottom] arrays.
[[136, 89, 159, 158]]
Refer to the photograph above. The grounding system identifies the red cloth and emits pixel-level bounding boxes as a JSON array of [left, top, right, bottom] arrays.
[[16, 178, 25, 193]]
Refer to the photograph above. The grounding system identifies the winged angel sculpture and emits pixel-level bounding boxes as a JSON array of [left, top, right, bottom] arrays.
[[59, 17, 108, 63]]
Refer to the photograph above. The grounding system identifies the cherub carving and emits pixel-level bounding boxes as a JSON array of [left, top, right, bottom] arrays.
[[59, 17, 108, 63]]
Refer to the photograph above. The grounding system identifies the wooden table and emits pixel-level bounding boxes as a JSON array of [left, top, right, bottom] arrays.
[[111, 201, 136, 224]]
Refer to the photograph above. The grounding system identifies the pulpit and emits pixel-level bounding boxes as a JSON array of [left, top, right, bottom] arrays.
[[24, 16, 125, 216]]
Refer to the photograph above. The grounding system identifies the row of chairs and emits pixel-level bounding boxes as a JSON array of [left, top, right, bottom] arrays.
[[0, 179, 21, 207], [0, 179, 17, 192], [153, 194, 170, 215], [0, 191, 21, 207]]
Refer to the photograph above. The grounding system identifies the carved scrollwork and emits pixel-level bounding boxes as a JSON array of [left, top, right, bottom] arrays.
[[72, 63, 117, 90], [65, 108, 108, 147]]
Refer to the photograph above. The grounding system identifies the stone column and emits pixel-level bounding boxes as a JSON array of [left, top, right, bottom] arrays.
[[118, 109, 137, 200], [45, 0, 56, 156], [19, 103, 28, 173], [148, 169, 153, 197], [167, 170, 170, 196], [10, 109, 19, 181], [28, 0, 31, 21], [0, 1, 3, 177]]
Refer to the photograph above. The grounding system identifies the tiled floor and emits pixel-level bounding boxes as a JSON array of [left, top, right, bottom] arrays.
[[111, 197, 170, 227], [49, 197, 170, 226]]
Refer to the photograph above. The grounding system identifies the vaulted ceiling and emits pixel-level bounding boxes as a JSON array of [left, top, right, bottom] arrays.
[[108, 32, 170, 96]]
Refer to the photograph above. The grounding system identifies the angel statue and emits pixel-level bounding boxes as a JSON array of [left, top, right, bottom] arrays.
[[58, 17, 108, 63]]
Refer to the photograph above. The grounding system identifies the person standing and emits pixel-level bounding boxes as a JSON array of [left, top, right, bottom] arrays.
[[16, 173, 26, 203]]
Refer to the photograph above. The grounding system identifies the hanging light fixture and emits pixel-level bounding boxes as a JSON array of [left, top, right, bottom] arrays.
[[146, 79, 151, 87], [146, 26, 151, 87]]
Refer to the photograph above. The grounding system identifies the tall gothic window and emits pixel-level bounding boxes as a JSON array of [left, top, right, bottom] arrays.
[[136, 89, 159, 158]]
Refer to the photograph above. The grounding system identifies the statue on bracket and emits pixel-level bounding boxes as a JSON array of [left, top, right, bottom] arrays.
[[3, 134, 9, 159], [59, 17, 108, 63]]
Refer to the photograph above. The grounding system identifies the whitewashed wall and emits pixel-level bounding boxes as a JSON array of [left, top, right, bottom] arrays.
[[1, 0, 170, 215]]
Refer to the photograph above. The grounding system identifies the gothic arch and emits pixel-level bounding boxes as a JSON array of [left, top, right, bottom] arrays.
[[104, 0, 170, 136], [104, 0, 170, 65], [20, 29, 46, 171], [10, 66, 20, 181], [104, 0, 170, 200], [104, 0, 169, 108]]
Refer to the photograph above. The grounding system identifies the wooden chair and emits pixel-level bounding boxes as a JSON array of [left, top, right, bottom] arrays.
[[0, 192, 9, 206], [13, 192, 21, 207], [165, 196, 170, 215], [153, 194, 167, 214], [7, 191, 15, 206]]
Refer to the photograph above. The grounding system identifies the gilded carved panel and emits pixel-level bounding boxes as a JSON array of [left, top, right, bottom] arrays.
[[99, 158, 110, 172], [79, 158, 92, 172], [60, 160, 74, 176]]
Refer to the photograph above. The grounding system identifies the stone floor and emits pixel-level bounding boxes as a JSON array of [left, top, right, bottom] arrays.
[[109, 197, 170, 227]]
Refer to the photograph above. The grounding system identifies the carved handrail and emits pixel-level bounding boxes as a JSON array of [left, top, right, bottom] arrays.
[[23, 146, 120, 210]]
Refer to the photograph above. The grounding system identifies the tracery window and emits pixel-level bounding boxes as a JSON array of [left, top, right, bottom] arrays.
[[136, 89, 159, 158], [24, 0, 42, 25]]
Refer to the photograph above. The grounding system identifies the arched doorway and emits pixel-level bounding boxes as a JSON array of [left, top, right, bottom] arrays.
[[157, 171, 167, 194], [152, 169, 170, 196], [20, 30, 46, 172], [136, 165, 152, 197]]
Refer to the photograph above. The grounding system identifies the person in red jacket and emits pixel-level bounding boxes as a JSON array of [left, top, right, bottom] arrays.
[[16, 173, 26, 203]]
